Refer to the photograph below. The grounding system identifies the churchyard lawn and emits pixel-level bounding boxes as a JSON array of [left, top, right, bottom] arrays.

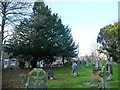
[[2, 62, 119, 88]]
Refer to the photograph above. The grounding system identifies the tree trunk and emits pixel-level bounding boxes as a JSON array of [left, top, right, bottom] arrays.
[[0, 4, 6, 68], [62, 56, 65, 66], [31, 59, 37, 68]]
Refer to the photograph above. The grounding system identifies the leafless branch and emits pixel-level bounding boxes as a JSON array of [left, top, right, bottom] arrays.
[[3, 34, 12, 40]]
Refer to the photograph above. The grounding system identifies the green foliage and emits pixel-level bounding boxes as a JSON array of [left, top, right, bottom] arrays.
[[97, 22, 120, 63]]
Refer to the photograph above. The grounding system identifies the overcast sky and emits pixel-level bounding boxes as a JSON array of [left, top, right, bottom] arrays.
[[45, 0, 118, 56]]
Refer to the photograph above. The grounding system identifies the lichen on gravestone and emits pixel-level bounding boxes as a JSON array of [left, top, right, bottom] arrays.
[[98, 65, 110, 89], [25, 68, 48, 88]]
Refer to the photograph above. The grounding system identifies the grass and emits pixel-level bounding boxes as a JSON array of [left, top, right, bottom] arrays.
[[48, 62, 119, 88], [2, 61, 119, 88]]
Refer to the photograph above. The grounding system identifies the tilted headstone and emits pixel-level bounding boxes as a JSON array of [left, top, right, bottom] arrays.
[[47, 70, 54, 80], [72, 61, 78, 76], [25, 68, 47, 88]]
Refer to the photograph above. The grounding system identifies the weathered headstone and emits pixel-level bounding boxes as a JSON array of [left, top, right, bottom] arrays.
[[99, 66, 110, 89], [81, 59, 85, 68], [105, 61, 113, 80], [19, 74, 26, 87], [47, 70, 54, 80], [72, 61, 78, 76], [25, 61, 29, 68], [99, 61, 103, 69], [77, 60, 80, 67], [25, 68, 47, 88]]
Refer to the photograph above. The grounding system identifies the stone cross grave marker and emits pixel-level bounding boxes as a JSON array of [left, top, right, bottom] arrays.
[[25, 68, 47, 88]]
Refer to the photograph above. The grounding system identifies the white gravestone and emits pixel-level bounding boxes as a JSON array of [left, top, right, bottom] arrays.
[[86, 60, 89, 67], [4, 59, 9, 69], [95, 59, 99, 70], [72, 61, 78, 76], [40, 60, 44, 68]]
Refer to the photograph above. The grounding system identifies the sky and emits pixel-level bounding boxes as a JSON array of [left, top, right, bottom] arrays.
[[45, 0, 118, 56]]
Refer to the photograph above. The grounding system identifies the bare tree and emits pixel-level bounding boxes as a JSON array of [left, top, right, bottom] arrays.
[[0, 1, 32, 67], [0, 1, 32, 42]]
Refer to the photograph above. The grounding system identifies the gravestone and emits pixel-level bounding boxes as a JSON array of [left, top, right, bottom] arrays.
[[25, 68, 47, 88], [72, 61, 78, 76], [4, 59, 9, 69], [19, 74, 26, 87], [95, 60, 99, 70], [81, 59, 85, 68], [77, 60, 80, 67], [99, 61, 102, 69], [86, 60, 89, 67], [99, 66, 110, 89], [92, 58, 95, 66], [25, 61, 29, 68], [105, 61, 113, 80], [40, 60, 44, 68], [47, 70, 54, 80]]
